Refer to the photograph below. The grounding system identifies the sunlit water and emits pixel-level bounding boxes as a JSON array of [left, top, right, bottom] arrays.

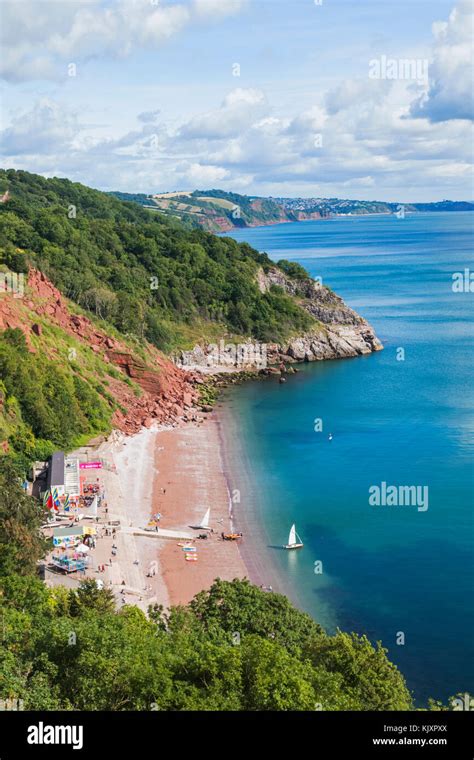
[[223, 213, 474, 704]]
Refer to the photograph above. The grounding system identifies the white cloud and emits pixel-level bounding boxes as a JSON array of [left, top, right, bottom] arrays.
[[138, 110, 161, 124], [410, 0, 473, 122], [178, 88, 266, 139], [0, 0, 244, 82], [2, 78, 471, 200], [193, 0, 248, 19], [0, 99, 80, 155], [325, 79, 391, 115], [1, 3, 472, 200], [183, 162, 230, 184]]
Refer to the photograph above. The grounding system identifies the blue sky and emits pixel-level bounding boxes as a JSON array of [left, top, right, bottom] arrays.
[[1, 0, 472, 200]]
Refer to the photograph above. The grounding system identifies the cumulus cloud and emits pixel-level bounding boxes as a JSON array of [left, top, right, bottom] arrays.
[[2, 78, 471, 199], [0, 0, 244, 82], [1, 2, 472, 199], [0, 99, 81, 155], [138, 110, 161, 124], [325, 79, 391, 115], [178, 88, 267, 139], [410, 0, 473, 122], [183, 162, 230, 184]]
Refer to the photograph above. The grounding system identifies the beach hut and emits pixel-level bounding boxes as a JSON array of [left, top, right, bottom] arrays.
[[46, 452, 66, 497], [52, 525, 85, 548], [64, 457, 81, 497]]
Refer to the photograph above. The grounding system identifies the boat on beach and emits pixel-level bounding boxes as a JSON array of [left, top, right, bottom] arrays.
[[190, 507, 211, 531], [284, 524, 304, 550]]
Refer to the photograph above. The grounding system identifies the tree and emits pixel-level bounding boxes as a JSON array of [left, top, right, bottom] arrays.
[[69, 579, 116, 616], [0, 458, 48, 576], [304, 631, 413, 710], [186, 578, 323, 653]]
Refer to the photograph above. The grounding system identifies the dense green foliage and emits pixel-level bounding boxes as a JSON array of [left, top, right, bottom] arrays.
[[277, 259, 310, 280], [0, 463, 414, 711], [0, 456, 455, 712], [0, 457, 48, 576], [0, 170, 314, 351], [192, 188, 296, 226], [0, 328, 113, 466], [0, 574, 413, 710], [109, 191, 157, 208]]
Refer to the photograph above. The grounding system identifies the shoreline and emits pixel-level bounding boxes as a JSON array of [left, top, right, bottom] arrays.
[[80, 397, 296, 611], [216, 395, 307, 608], [147, 416, 248, 607], [219, 211, 396, 235], [42, 367, 311, 613]]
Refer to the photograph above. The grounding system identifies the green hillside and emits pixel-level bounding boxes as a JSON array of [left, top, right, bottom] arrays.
[[0, 169, 314, 351], [110, 187, 474, 231]]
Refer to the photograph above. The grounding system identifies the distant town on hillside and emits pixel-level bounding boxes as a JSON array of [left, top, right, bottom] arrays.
[[110, 188, 474, 233]]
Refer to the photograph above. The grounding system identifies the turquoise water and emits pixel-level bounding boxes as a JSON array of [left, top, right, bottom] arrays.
[[224, 213, 474, 704]]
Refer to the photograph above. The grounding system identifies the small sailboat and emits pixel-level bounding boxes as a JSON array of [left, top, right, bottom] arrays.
[[190, 507, 211, 531], [328, 433, 333, 441], [284, 523, 304, 550]]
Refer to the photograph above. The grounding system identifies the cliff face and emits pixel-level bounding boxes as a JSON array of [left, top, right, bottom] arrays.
[[176, 267, 382, 371], [0, 269, 201, 436]]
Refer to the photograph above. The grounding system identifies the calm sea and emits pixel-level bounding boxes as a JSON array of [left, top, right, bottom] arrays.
[[223, 212, 474, 705]]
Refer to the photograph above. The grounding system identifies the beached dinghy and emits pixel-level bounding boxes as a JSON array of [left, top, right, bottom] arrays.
[[284, 524, 304, 550], [190, 508, 211, 531]]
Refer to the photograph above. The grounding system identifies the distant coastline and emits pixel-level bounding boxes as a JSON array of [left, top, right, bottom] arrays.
[[109, 188, 474, 234]]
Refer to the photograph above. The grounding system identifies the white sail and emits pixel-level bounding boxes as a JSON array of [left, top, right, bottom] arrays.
[[89, 495, 98, 517], [200, 508, 210, 528], [288, 524, 296, 546]]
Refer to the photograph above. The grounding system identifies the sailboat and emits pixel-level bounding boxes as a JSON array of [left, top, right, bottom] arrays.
[[190, 508, 211, 531], [284, 523, 304, 550]]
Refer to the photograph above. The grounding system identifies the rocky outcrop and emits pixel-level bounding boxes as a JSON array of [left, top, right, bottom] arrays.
[[176, 266, 382, 371], [273, 325, 381, 363]]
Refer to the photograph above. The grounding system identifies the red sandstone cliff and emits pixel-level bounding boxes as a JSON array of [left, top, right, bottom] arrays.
[[0, 269, 201, 435]]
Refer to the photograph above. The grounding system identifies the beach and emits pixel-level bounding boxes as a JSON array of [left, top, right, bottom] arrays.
[[152, 418, 247, 605], [61, 414, 251, 611]]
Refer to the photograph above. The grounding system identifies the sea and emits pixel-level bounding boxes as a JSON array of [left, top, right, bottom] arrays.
[[221, 212, 474, 705]]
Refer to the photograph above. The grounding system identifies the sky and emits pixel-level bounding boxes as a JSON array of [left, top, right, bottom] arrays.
[[0, 0, 473, 201]]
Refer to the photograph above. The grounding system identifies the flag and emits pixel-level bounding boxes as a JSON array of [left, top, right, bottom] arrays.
[[63, 494, 70, 512], [51, 487, 61, 512], [43, 490, 54, 510]]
